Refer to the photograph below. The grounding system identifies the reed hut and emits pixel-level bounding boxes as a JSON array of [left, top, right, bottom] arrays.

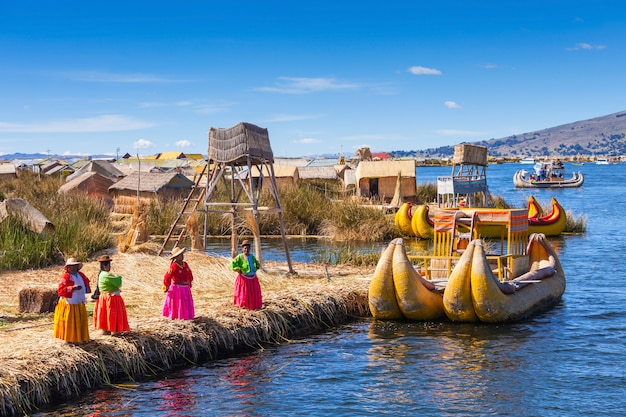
[[354, 160, 416, 200], [243, 165, 300, 189], [108, 171, 194, 213], [0, 163, 18, 180], [65, 159, 125, 183], [58, 171, 116, 208]]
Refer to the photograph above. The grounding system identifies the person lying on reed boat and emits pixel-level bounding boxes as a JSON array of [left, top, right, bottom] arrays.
[[93, 255, 130, 335], [53, 257, 91, 343], [162, 246, 195, 320], [230, 240, 263, 310]]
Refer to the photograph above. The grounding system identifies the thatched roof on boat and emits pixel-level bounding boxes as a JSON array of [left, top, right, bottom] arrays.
[[453, 144, 488, 166], [208, 122, 274, 165], [108, 171, 194, 193]]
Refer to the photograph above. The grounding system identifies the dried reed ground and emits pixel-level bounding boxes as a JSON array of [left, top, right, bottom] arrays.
[[0, 249, 374, 416]]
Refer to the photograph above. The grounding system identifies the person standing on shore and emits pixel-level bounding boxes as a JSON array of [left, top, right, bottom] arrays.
[[53, 258, 91, 343], [93, 255, 130, 335], [162, 246, 195, 320], [230, 240, 263, 310]]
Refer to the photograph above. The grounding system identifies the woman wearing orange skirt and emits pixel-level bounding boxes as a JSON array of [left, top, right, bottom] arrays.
[[54, 258, 91, 343], [93, 255, 130, 335], [231, 240, 263, 310]]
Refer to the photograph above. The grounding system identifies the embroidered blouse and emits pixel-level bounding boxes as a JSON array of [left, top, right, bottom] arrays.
[[163, 261, 194, 288]]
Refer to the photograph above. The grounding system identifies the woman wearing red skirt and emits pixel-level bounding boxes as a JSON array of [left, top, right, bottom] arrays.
[[231, 240, 263, 310], [93, 255, 130, 335]]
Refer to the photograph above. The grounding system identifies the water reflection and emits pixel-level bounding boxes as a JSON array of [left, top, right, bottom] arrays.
[[155, 376, 198, 417], [366, 320, 537, 415]]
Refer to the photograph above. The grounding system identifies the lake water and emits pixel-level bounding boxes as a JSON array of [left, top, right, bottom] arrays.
[[35, 162, 626, 416]]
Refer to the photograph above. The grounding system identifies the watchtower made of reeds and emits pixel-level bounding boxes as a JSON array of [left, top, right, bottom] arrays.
[[205, 122, 294, 273], [436, 144, 492, 208]]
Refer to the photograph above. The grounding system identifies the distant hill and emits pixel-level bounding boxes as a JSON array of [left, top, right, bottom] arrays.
[[0, 152, 113, 162], [396, 110, 626, 159], [4, 110, 626, 162]]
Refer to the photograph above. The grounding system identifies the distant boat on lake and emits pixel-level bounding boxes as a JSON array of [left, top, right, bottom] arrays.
[[596, 158, 610, 165], [520, 157, 536, 164]]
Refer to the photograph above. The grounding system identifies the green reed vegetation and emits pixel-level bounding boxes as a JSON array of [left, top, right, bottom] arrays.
[[1, 172, 586, 271], [0, 171, 113, 270]]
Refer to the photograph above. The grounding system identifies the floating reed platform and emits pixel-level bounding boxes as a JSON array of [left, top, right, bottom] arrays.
[[0, 251, 371, 416]]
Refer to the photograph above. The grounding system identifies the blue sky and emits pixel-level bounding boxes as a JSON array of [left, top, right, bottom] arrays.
[[1, 1, 624, 158]]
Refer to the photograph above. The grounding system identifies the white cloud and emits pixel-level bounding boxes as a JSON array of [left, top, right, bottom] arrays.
[[255, 77, 361, 94], [566, 43, 606, 51], [294, 138, 321, 144], [444, 101, 461, 109], [408, 66, 442, 75], [0, 115, 154, 133], [134, 138, 153, 149], [176, 140, 193, 148]]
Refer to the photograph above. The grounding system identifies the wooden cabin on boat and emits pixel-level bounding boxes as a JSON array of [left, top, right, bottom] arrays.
[[411, 208, 529, 283]]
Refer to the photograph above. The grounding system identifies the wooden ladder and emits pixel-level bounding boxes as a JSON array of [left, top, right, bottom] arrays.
[[158, 163, 208, 256]]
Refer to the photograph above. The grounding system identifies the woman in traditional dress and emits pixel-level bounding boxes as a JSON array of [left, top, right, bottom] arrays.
[[162, 246, 195, 320], [230, 240, 263, 310], [53, 258, 91, 343], [93, 255, 130, 335]]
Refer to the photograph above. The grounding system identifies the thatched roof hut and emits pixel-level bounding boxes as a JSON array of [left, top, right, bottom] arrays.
[[354, 160, 416, 200], [297, 166, 339, 182], [208, 122, 274, 164], [244, 165, 299, 188], [0, 163, 18, 180], [58, 171, 116, 207], [108, 171, 195, 214], [108, 171, 194, 200], [66, 160, 125, 183]]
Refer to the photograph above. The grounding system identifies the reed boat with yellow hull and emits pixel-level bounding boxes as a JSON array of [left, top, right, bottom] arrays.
[[374, 207, 566, 322], [368, 238, 444, 320], [527, 196, 567, 236], [443, 234, 565, 323], [398, 196, 567, 238]]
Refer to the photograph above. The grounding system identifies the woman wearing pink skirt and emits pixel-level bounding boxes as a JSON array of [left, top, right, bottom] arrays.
[[162, 246, 195, 320], [230, 240, 263, 310]]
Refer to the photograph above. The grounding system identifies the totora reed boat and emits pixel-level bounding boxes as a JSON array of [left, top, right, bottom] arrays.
[[398, 195, 567, 238], [513, 161, 584, 188], [370, 208, 566, 323]]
